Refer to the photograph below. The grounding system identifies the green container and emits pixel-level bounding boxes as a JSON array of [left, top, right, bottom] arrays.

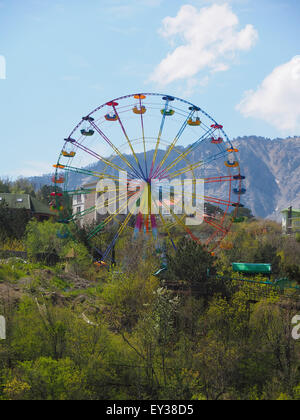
[[232, 263, 272, 274]]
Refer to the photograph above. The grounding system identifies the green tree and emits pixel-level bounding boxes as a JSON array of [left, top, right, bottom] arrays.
[[25, 219, 69, 263], [0, 200, 31, 242], [249, 300, 300, 398], [13, 357, 86, 400], [253, 243, 281, 273], [10, 178, 36, 197], [37, 185, 56, 206], [0, 178, 11, 193], [231, 206, 254, 219], [166, 238, 216, 292]]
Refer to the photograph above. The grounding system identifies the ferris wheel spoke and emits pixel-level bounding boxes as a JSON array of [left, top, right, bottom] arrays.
[[88, 183, 143, 239], [89, 119, 143, 180], [151, 109, 195, 179], [158, 199, 202, 244], [162, 175, 235, 189], [156, 127, 215, 179], [66, 138, 136, 178], [165, 150, 228, 180], [88, 192, 132, 239], [204, 195, 238, 207], [203, 217, 228, 234], [72, 188, 130, 234], [64, 187, 96, 196], [149, 99, 170, 178], [157, 210, 177, 250], [95, 188, 134, 215], [203, 175, 235, 184], [58, 164, 111, 180], [71, 205, 96, 221], [103, 211, 133, 260], [112, 104, 147, 180]]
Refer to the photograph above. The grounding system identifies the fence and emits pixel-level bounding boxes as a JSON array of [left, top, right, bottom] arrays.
[[0, 250, 28, 259]]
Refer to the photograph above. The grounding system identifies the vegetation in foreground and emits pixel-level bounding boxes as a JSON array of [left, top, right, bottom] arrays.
[[0, 179, 300, 400]]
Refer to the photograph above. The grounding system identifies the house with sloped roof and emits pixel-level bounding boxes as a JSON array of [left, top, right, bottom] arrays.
[[0, 193, 56, 221]]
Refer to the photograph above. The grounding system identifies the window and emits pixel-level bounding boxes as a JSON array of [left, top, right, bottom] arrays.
[[77, 194, 82, 203], [76, 207, 81, 214]]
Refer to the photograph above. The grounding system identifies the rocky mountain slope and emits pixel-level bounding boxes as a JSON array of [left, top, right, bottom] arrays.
[[28, 136, 300, 220], [232, 136, 300, 219]]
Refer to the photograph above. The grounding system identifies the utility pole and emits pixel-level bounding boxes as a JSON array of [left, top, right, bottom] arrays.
[[287, 206, 293, 235], [0, 316, 5, 340], [111, 244, 116, 267]]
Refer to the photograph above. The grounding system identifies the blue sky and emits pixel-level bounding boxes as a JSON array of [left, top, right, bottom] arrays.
[[0, 0, 299, 178]]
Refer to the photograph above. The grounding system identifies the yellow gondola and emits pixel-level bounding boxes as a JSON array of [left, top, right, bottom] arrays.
[[227, 148, 239, 153], [225, 161, 239, 168], [133, 106, 146, 115], [187, 117, 201, 126], [52, 176, 65, 184], [94, 260, 108, 268], [62, 151, 76, 158], [134, 94, 146, 100], [53, 164, 65, 169]]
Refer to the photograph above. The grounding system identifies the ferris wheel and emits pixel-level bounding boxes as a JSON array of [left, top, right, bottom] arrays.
[[52, 93, 246, 264]]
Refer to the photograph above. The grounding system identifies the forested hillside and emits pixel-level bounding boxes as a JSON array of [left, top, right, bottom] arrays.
[[0, 206, 300, 400]]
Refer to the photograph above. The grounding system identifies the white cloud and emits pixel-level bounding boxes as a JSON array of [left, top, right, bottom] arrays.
[[237, 56, 300, 132], [150, 3, 258, 86], [178, 76, 210, 98]]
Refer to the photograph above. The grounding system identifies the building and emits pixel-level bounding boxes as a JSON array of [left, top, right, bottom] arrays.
[[281, 207, 300, 234], [0, 193, 55, 221], [72, 182, 97, 226], [72, 182, 127, 227]]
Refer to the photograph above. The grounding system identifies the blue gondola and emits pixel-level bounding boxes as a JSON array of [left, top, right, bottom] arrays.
[[233, 188, 247, 195], [233, 175, 246, 180]]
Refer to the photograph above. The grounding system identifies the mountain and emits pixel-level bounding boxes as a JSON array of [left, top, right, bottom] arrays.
[[28, 136, 300, 220], [232, 136, 300, 220]]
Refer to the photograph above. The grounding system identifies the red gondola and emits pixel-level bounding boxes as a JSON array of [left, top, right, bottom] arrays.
[[211, 137, 223, 144]]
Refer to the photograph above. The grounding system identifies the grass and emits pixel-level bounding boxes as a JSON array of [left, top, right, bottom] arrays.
[[0, 263, 26, 283]]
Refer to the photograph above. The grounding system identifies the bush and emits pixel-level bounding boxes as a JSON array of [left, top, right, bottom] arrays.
[[0, 201, 31, 243], [166, 238, 216, 288], [7, 357, 86, 400], [26, 220, 69, 263]]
